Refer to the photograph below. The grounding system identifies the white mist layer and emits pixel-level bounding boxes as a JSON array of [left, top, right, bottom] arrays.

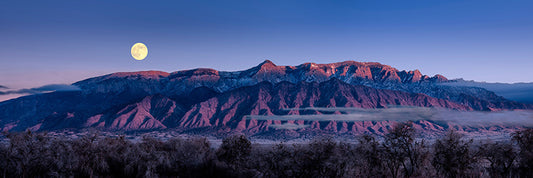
[[246, 107, 533, 127]]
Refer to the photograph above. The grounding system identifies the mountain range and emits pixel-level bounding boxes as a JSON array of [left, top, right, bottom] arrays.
[[443, 79, 533, 104], [0, 60, 531, 135]]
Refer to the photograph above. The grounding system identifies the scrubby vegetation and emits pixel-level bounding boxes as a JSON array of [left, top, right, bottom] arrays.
[[0, 124, 532, 178]]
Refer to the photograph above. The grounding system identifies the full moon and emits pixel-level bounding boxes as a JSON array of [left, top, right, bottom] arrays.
[[131, 43, 148, 60]]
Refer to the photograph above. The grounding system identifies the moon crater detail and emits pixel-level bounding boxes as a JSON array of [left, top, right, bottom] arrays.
[[131, 43, 148, 60]]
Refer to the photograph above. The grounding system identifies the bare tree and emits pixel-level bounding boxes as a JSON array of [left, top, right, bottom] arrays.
[[2, 128, 531, 177], [260, 143, 297, 177], [293, 137, 344, 177], [216, 135, 252, 167], [512, 128, 533, 177], [71, 133, 109, 177], [355, 134, 386, 177], [47, 138, 78, 176], [0, 135, 9, 177], [5, 131, 55, 177], [480, 140, 517, 178], [159, 137, 214, 177], [432, 130, 476, 178], [381, 122, 430, 178]]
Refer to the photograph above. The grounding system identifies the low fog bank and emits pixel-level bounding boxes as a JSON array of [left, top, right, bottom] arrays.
[[246, 106, 533, 127]]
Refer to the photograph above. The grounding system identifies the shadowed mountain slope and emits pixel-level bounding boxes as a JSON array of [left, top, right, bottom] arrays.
[[0, 60, 531, 133]]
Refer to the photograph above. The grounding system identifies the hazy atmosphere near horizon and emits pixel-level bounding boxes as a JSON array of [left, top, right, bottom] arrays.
[[2, 0, 533, 97]]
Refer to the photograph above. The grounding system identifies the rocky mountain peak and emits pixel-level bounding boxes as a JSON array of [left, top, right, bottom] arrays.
[[254, 59, 278, 71], [260, 59, 276, 66], [430, 74, 448, 82]]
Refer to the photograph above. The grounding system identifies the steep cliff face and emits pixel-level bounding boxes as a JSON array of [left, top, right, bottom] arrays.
[[80, 95, 186, 131]]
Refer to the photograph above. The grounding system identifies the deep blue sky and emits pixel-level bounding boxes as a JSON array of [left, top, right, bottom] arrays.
[[1, 0, 533, 92]]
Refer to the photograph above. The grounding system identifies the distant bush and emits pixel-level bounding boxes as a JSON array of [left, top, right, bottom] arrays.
[[0, 127, 532, 177]]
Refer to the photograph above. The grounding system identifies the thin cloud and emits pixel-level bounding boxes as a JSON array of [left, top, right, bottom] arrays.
[[269, 123, 310, 130], [0, 84, 81, 96]]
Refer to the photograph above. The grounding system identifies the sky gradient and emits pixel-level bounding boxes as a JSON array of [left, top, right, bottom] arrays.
[[1, 0, 533, 100]]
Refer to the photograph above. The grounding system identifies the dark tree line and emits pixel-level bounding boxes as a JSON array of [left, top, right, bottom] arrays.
[[0, 126, 532, 178]]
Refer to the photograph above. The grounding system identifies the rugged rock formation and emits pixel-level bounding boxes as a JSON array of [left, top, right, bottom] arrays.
[[179, 79, 471, 133], [73, 60, 447, 96], [1, 60, 531, 134]]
